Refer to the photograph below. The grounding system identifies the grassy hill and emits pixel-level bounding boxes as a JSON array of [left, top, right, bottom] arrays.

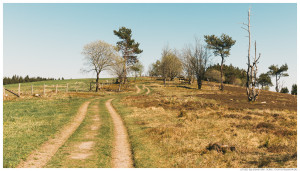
[[3, 77, 297, 168], [114, 79, 297, 168]]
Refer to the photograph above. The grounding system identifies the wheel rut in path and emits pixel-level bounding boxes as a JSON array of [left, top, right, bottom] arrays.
[[17, 101, 91, 168], [135, 84, 141, 94], [105, 99, 133, 168], [143, 84, 150, 95]]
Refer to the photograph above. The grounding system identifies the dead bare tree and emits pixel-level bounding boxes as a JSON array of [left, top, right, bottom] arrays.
[[242, 8, 261, 101]]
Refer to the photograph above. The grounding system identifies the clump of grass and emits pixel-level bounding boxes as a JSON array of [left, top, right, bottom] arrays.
[[258, 156, 271, 168], [274, 129, 296, 137], [256, 122, 275, 129], [224, 114, 241, 119], [242, 115, 252, 120], [259, 138, 270, 148], [206, 143, 236, 154], [177, 110, 187, 118]]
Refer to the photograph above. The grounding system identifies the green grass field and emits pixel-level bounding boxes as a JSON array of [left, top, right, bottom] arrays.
[[3, 96, 90, 168], [3, 78, 137, 168], [3, 77, 146, 97], [4, 78, 100, 95]]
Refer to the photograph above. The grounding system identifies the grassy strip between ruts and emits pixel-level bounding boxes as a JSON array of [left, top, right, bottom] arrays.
[[3, 96, 89, 168], [46, 98, 114, 168], [139, 85, 147, 95], [111, 97, 170, 168]]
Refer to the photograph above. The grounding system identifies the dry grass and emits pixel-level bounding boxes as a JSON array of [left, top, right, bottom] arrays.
[[121, 80, 297, 168]]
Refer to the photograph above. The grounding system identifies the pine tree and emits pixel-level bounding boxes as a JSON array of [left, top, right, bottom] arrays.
[[268, 64, 289, 92], [204, 34, 236, 90], [114, 27, 143, 84]]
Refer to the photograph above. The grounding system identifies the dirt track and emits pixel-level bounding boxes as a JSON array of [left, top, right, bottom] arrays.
[[105, 99, 133, 168], [135, 85, 141, 94], [17, 101, 91, 168], [145, 86, 150, 95], [142, 84, 150, 95]]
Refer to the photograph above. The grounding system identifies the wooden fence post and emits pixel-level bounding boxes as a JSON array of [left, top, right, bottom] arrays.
[[56, 84, 58, 94], [43, 84, 46, 96], [90, 82, 92, 91], [66, 83, 68, 93], [3, 86, 5, 96], [31, 85, 33, 95], [18, 83, 21, 97]]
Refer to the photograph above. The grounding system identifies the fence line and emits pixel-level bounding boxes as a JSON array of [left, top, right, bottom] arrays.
[[3, 80, 115, 98], [18, 83, 21, 97]]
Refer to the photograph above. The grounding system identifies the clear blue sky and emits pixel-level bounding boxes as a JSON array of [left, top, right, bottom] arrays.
[[3, 3, 297, 91]]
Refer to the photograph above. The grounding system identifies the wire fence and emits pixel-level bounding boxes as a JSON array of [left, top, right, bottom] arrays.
[[3, 80, 116, 98]]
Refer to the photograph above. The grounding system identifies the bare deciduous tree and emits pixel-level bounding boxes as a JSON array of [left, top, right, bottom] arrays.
[[110, 55, 126, 91], [160, 47, 182, 86], [81, 40, 117, 92], [181, 48, 195, 85], [130, 61, 144, 81], [182, 38, 211, 89]]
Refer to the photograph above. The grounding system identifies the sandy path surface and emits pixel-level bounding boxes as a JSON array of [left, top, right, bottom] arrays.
[[145, 86, 150, 95], [135, 85, 141, 94], [105, 99, 133, 168], [17, 101, 91, 168], [143, 84, 150, 95]]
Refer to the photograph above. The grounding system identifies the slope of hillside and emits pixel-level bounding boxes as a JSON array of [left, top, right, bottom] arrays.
[[115, 79, 297, 168]]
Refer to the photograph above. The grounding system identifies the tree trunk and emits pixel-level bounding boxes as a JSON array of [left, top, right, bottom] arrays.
[[123, 56, 127, 84], [188, 78, 192, 85], [197, 77, 202, 89], [164, 77, 166, 87], [275, 74, 279, 92], [220, 57, 224, 90], [118, 82, 121, 92], [96, 73, 99, 92], [246, 8, 252, 101]]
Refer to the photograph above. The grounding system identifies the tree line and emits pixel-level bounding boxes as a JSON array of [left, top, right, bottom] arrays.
[[3, 75, 62, 85], [147, 8, 296, 98], [81, 9, 296, 99], [148, 56, 296, 95]]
